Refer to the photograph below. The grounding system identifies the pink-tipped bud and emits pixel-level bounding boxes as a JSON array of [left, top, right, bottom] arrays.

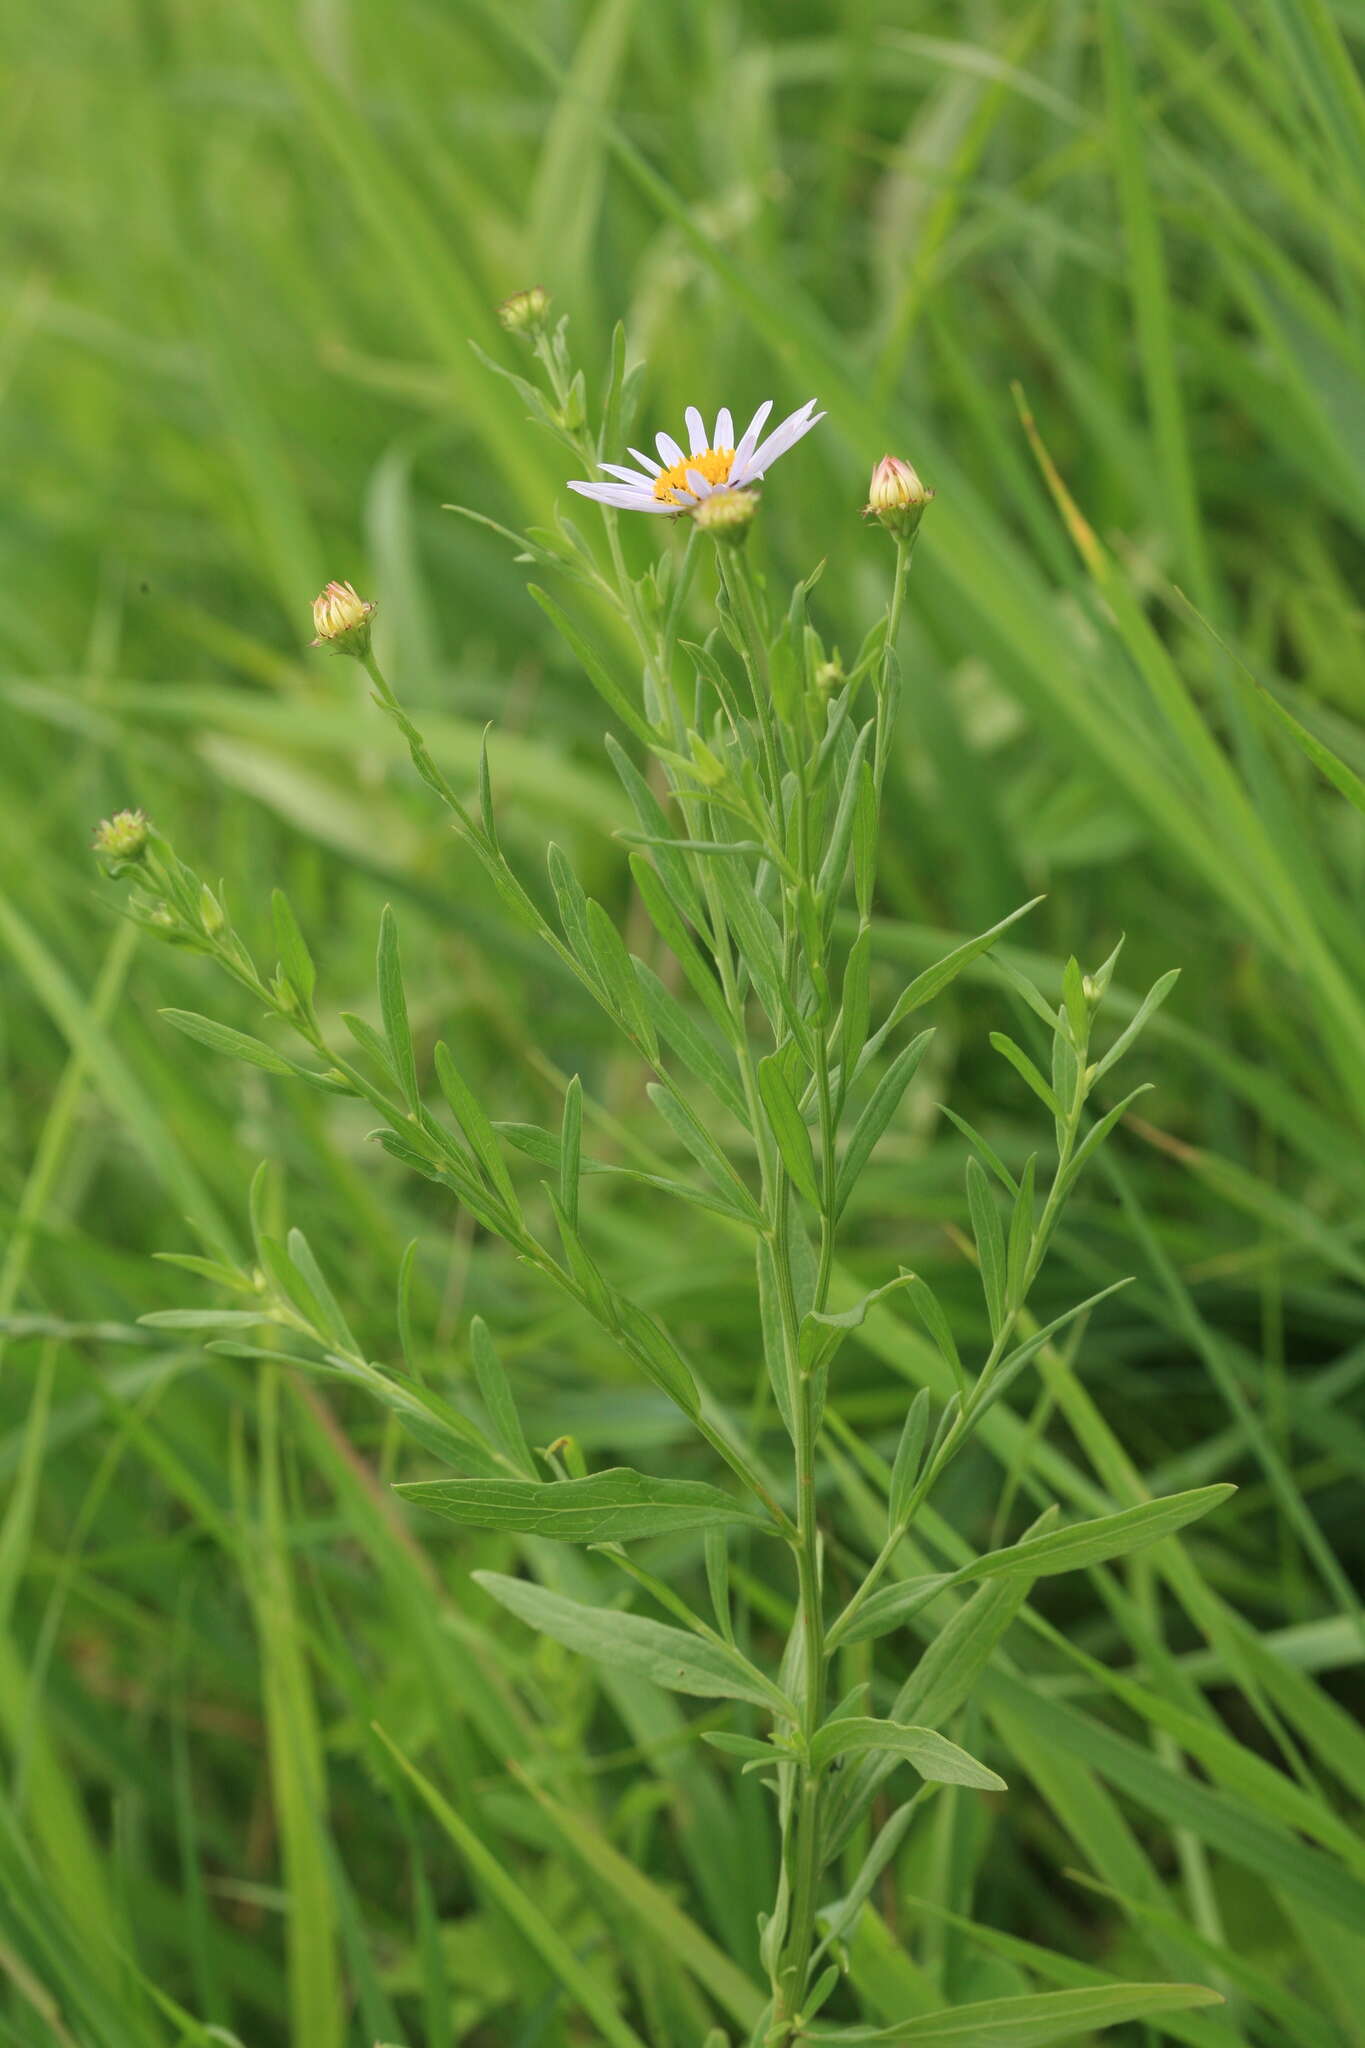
[[863, 455, 933, 537], [310, 580, 376, 657]]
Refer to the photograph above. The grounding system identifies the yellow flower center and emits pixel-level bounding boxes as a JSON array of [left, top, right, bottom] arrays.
[[653, 446, 735, 503]]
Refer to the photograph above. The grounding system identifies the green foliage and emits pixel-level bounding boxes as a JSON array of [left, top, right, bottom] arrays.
[[2, 0, 1363, 2043]]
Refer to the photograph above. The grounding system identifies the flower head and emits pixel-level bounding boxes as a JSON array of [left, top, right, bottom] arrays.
[[497, 285, 550, 336], [310, 580, 376, 657], [568, 399, 824, 516], [863, 455, 933, 537], [92, 808, 151, 871]]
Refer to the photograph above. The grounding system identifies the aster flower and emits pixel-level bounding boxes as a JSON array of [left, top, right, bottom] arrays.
[[568, 399, 824, 515]]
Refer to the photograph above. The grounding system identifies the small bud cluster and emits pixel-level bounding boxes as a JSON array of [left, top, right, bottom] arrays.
[[92, 810, 326, 1054], [496, 285, 551, 337], [310, 580, 376, 658], [92, 809, 151, 873]]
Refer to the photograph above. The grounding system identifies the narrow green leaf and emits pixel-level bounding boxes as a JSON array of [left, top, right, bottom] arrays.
[[609, 1291, 701, 1417], [889, 1388, 931, 1530], [634, 959, 748, 1123], [809, 1718, 1005, 1790], [976, 1281, 1133, 1420], [286, 1228, 356, 1353], [629, 852, 737, 1044], [1091, 968, 1180, 1083], [836, 1029, 934, 1215], [473, 1571, 792, 1714], [160, 1010, 297, 1078], [806, 1981, 1222, 2043], [884, 898, 1044, 1030], [584, 901, 655, 1054], [341, 1010, 398, 1084], [966, 1157, 1007, 1337], [376, 906, 419, 1111], [1005, 1154, 1036, 1304], [898, 1276, 965, 1399], [1062, 1084, 1152, 1189], [647, 1082, 762, 1223], [469, 1315, 535, 1478], [547, 843, 597, 974], [960, 1486, 1235, 1586], [398, 1467, 770, 1542], [838, 927, 873, 1091], [433, 1042, 520, 1218], [816, 721, 873, 905], [758, 1052, 821, 1206], [559, 1074, 583, 1229], [605, 733, 704, 927], [836, 1575, 958, 1649], [853, 763, 877, 923], [989, 1032, 1061, 1114], [704, 1525, 733, 1642], [271, 888, 316, 1005]]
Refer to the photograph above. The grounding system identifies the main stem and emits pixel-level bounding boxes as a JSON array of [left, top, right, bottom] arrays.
[[715, 532, 916, 2038]]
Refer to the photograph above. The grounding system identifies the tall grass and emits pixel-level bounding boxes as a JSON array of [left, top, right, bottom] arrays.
[[1, 1, 1363, 2042]]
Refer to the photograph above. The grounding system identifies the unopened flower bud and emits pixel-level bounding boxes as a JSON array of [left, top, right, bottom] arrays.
[[198, 885, 225, 936], [92, 809, 151, 872], [496, 285, 550, 336], [814, 657, 844, 692], [310, 580, 376, 658], [863, 455, 933, 538], [692, 487, 759, 541]]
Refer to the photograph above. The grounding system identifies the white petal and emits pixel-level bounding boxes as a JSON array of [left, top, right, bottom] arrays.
[[731, 400, 773, 478], [656, 431, 686, 468], [714, 407, 734, 449], [685, 406, 708, 454], [683, 468, 711, 498], [599, 461, 659, 485], [628, 446, 662, 475], [568, 480, 676, 512], [738, 401, 823, 482]]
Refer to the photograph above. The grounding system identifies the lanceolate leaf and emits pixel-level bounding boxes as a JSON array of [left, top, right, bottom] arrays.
[[473, 1571, 793, 1714], [823, 1550, 1046, 1863], [881, 898, 1044, 1035], [835, 1030, 934, 1214], [758, 1051, 821, 1205], [160, 1010, 302, 1078], [836, 1491, 1233, 1645], [377, 905, 419, 1111], [397, 1467, 773, 1542], [965, 1156, 1007, 1336], [809, 1718, 1005, 1790], [469, 1315, 536, 1478], [888, 1388, 931, 1530], [805, 1981, 1222, 2043], [958, 1485, 1235, 1586]]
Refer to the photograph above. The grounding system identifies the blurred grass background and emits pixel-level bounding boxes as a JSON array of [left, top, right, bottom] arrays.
[[3, 0, 1365, 2041]]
